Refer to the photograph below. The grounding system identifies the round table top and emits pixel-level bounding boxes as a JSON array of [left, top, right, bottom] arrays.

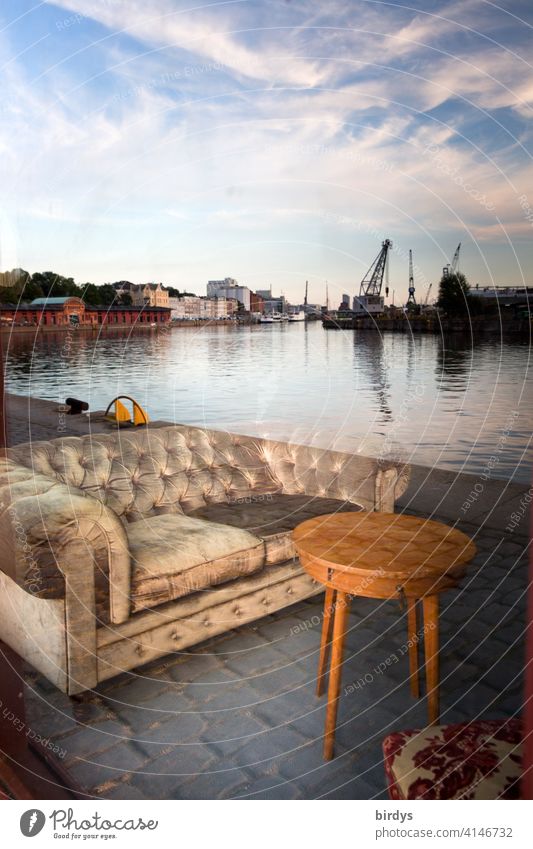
[[292, 511, 476, 580]]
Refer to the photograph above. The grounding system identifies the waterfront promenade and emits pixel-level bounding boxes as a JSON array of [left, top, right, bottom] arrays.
[[5, 392, 530, 798], [6, 392, 529, 536]]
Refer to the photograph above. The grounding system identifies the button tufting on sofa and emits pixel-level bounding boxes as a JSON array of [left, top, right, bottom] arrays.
[[2, 422, 409, 693]]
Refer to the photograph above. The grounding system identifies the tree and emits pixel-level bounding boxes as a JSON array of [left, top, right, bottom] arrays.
[[79, 283, 101, 305], [437, 271, 474, 317], [0, 269, 43, 302], [31, 271, 80, 298], [97, 284, 120, 305]]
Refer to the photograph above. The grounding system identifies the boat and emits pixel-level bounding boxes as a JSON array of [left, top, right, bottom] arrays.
[[288, 310, 305, 322], [260, 312, 288, 323]]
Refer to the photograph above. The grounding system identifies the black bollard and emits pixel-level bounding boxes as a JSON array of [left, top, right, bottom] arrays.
[[65, 397, 89, 415]]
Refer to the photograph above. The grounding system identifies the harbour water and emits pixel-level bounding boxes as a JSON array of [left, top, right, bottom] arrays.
[[4, 323, 532, 483]]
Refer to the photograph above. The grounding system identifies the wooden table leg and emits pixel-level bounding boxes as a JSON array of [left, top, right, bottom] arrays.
[[407, 599, 420, 699], [423, 595, 439, 723], [316, 586, 336, 697], [324, 590, 350, 760]]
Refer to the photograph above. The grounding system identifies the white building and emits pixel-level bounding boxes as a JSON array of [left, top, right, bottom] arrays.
[[169, 295, 237, 320], [207, 278, 251, 311], [169, 295, 201, 319]]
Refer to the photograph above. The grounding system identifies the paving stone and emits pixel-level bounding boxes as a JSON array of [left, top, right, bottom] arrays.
[[203, 681, 269, 711], [24, 700, 78, 738], [254, 616, 303, 642], [59, 720, 133, 759], [167, 655, 234, 685], [247, 660, 314, 695], [199, 709, 268, 750], [97, 672, 171, 705], [170, 768, 255, 800], [112, 699, 197, 736], [499, 540, 529, 558], [65, 742, 148, 794], [185, 666, 242, 689], [223, 725, 308, 771], [207, 627, 265, 653], [133, 713, 207, 757], [128, 745, 217, 797], [224, 642, 299, 677]]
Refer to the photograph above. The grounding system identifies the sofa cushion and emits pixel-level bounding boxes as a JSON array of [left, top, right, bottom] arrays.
[[188, 494, 363, 564], [127, 514, 265, 612], [382, 718, 523, 800]]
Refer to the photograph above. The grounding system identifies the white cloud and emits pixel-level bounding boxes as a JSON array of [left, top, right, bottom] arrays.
[[0, 0, 529, 290]]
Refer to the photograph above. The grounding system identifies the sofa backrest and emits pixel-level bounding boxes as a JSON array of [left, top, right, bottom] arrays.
[[7, 424, 409, 521]]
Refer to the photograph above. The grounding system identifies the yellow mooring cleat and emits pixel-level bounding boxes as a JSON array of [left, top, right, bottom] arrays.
[[104, 396, 150, 427]]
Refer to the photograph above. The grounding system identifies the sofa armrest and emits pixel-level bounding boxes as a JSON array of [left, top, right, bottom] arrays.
[[260, 439, 410, 512], [0, 458, 130, 625], [374, 465, 410, 512]]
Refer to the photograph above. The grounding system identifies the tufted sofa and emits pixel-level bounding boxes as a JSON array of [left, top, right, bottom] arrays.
[[0, 424, 409, 694]]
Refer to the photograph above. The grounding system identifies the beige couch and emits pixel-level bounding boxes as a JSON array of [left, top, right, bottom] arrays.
[[0, 425, 409, 694]]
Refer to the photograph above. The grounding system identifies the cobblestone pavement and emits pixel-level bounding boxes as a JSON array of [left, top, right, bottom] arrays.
[[24, 521, 529, 800]]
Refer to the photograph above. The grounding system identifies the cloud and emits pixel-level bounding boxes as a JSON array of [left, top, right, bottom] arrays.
[[45, 0, 332, 87], [0, 0, 529, 290]]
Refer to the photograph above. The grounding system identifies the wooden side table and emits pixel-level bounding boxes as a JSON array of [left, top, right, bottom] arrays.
[[293, 512, 476, 760]]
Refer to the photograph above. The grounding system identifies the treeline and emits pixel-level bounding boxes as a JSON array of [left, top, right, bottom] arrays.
[[1, 270, 132, 306], [1, 271, 197, 305]]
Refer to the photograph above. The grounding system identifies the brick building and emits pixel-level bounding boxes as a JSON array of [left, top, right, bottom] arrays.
[[0, 297, 170, 327]]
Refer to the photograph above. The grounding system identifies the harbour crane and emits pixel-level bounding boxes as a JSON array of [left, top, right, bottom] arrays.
[[442, 243, 461, 277], [353, 238, 392, 316], [424, 283, 433, 306], [407, 249, 416, 306]]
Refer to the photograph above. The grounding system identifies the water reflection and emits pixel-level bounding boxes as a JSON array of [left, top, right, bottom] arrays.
[[3, 324, 531, 481], [436, 336, 474, 393], [352, 332, 392, 424]]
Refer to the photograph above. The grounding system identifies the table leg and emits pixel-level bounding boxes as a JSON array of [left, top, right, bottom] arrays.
[[324, 590, 350, 760], [423, 595, 439, 723], [407, 599, 420, 699], [317, 586, 336, 697]]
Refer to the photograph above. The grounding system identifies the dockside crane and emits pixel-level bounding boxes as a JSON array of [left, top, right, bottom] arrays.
[[407, 249, 416, 306], [424, 283, 432, 306], [353, 238, 392, 316], [443, 243, 461, 277]]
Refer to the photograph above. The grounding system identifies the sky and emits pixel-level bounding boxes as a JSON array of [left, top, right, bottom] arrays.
[[0, 0, 532, 304]]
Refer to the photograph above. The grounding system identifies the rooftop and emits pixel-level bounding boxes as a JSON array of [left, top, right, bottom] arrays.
[[30, 296, 83, 305]]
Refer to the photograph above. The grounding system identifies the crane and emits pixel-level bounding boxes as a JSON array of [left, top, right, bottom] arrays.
[[359, 238, 392, 297], [352, 238, 392, 316], [424, 283, 433, 306], [407, 249, 416, 306], [443, 242, 461, 277]]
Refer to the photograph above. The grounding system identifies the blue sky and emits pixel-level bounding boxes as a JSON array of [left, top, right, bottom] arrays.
[[1, 0, 531, 303]]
